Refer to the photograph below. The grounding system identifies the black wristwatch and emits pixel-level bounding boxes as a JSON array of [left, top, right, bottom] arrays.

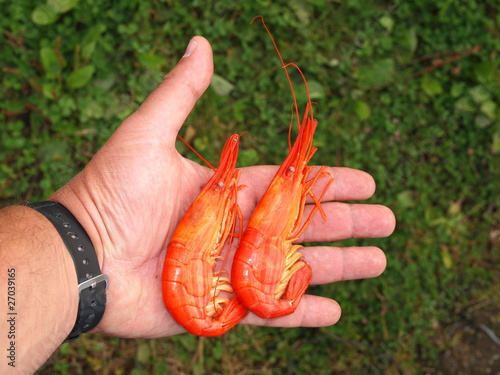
[[26, 201, 108, 342]]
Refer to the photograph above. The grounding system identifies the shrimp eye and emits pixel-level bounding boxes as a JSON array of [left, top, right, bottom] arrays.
[[286, 166, 295, 176]]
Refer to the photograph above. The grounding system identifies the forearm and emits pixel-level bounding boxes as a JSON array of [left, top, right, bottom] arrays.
[[0, 205, 78, 374]]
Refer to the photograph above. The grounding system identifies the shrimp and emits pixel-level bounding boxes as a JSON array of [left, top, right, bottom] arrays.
[[162, 134, 248, 336], [231, 16, 334, 319]]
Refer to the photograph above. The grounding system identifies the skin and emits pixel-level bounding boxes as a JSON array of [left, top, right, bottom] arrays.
[[0, 36, 395, 374]]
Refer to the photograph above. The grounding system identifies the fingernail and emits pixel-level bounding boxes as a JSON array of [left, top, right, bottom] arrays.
[[183, 38, 198, 58]]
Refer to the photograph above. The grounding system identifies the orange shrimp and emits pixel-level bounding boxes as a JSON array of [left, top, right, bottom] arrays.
[[162, 134, 248, 336], [231, 16, 334, 319]]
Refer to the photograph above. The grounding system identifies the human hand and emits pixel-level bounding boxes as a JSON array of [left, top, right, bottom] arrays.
[[50, 36, 395, 339]]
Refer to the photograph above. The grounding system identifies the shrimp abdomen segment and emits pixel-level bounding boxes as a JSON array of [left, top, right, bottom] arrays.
[[232, 228, 313, 319], [163, 237, 247, 336], [169, 297, 246, 337]]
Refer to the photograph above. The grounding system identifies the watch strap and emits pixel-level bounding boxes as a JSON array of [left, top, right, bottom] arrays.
[[26, 201, 108, 342]]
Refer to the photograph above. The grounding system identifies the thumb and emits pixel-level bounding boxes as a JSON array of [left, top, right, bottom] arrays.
[[125, 36, 214, 143]]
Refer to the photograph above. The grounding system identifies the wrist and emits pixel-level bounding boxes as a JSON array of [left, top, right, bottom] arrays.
[[49, 173, 110, 333], [49, 176, 106, 273]]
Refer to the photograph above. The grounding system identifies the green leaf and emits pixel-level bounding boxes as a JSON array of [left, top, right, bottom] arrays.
[[404, 27, 418, 54], [210, 74, 235, 96], [450, 82, 464, 98], [480, 100, 497, 120], [474, 62, 496, 84], [137, 54, 165, 69], [59, 95, 76, 116], [94, 73, 117, 91], [454, 96, 475, 112], [31, 4, 59, 25], [66, 65, 95, 89], [240, 149, 259, 166], [448, 200, 462, 216], [193, 362, 205, 375], [47, 0, 79, 13], [307, 80, 326, 100], [40, 139, 68, 162], [397, 190, 416, 208], [438, 0, 454, 17], [81, 24, 107, 59], [441, 246, 453, 270], [469, 85, 490, 104], [40, 47, 63, 76], [212, 342, 223, 360], [354, 59, 395, 90], [421, 75, 443, 97], [82, 100, 104, 119], [475, 114, 492, 128], [290, 0, 310, 26], [42, 82, 60, 100], [59, 343, 71, 356], [491, 132, 500, 154], [176, 334, 198, 351], [135, 343, 150, 364], [354, 100, 371, 121], [379, 15, 394, 33]]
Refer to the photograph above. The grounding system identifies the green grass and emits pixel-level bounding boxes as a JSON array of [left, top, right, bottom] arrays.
[[2, 0, 499, 374]]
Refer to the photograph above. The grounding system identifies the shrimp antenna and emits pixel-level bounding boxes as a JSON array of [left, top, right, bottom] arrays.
[[177, 134, 216, 171], [283, 62, 315, 151], [251, 15, 301, 149]]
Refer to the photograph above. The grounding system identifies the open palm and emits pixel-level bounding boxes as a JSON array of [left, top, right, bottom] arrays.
[[50, 37, 395, 339]]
